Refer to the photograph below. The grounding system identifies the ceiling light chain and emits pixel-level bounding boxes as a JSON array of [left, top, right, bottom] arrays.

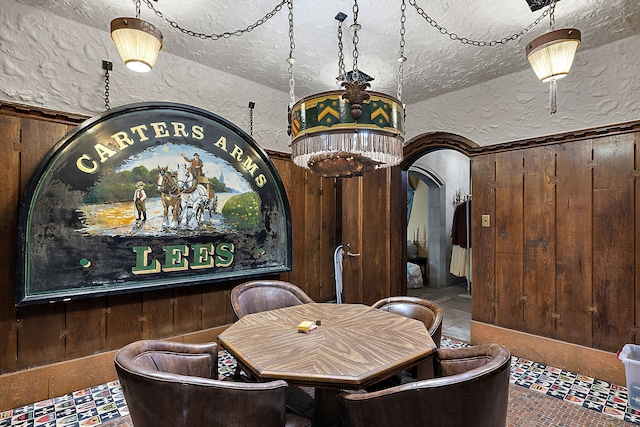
[[549, 0, 557, 30], [397, 0, 407, 102], [287, 0, 296, 109], [134, 0, 141, 18], [408, 0, 550, 47], [350, 0, 361, 83], [337, 17, 346, 83], [102, 60, 113, 111], [141, 0, 287, 40]]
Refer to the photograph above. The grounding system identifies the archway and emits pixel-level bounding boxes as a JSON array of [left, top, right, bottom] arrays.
[[401, 132, 479, 290]]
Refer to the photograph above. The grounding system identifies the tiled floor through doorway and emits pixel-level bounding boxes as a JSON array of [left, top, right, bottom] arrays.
[[409, 280, 472, 342]]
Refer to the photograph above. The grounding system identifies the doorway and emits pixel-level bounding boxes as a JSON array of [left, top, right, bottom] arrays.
[[402, 134, 477, 343]]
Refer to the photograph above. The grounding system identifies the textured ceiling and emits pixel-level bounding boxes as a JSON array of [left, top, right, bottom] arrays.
[[18, 0, 640, 104]]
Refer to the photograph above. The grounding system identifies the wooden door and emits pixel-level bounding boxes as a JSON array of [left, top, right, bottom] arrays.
[[340, 167, 406, 305]]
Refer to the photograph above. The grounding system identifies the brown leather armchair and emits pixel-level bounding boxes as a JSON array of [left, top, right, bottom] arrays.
[[114, 340, 311, 427], [229, 280, 316, 418], [371, 296, 443, 385], [337, 343, 511, 427], [372, 296, 443, 347], [230, 280, 315, 319]]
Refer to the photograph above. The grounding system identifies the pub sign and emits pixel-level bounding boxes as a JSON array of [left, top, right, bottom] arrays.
[[17, 102, 292, 305]]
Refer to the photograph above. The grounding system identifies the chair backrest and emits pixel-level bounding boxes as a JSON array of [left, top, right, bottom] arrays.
[[337, 343, 511, 427], [371, 296, 443, 347], [231, 280, 315, 319], [115, 340, 309, 427]]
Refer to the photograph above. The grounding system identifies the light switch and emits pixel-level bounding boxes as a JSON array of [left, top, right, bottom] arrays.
[[481, 215, 490, 227]]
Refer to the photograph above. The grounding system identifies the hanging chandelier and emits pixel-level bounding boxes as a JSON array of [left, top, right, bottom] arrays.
[[288, 0, 405, 178], [525, 0, 580, 114], [110, 0, 163, 73]]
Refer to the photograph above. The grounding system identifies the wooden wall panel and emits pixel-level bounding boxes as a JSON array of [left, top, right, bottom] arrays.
[[18, 119, 73, 197], [592, 134, 635, 352], [319, 175, 337, 301], [390, 167, 407, 298], [471, 154, 496, 324], [16, 304, 65, 370], [201, 286, 232, 329], [362, 169, 392, 305], [172, 285, 204, 335], [64, 297, 107, 359], [272, 157, 293, 285], [106, 293, 143, 349], [555, 140, 593, 346], [141, 289, 176, 339], [636, 132, 640, 346], [494, 151, 524, 330], [341, 177, 364, 304], [13, 119, 73, 370], [288, 163, 310, 293], [0, 115, 21, 374], [522, 146, 556, 337], [303, 172, 323, 299]]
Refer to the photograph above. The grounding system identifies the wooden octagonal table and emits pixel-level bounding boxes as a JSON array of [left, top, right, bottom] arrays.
[[219, 303, 437, 427]]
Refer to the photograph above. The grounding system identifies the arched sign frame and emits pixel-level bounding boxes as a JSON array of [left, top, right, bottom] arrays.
[[16, 102, 292, 305]]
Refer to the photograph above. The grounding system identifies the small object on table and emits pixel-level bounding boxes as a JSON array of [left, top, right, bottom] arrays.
[[298, 320, 318, 333]]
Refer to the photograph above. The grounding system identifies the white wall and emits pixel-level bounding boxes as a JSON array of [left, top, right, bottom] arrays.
[[405, 34, 640, 146], [0, 1, 291, 153]]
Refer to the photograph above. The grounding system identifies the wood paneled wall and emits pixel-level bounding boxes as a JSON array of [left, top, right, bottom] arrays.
[[0, 103, 337, 383], [471, 131, 640, 353]]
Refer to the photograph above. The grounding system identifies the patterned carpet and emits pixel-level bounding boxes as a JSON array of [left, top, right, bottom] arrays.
[[2, 337, 639, 426]]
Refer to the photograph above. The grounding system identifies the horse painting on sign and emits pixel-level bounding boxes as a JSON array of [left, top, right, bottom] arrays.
[[176, 164, 218, 230], [157, 166, 182, 229]]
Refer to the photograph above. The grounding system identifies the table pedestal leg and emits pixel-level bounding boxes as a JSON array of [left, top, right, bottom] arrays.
[[313, 387, 341, 427]]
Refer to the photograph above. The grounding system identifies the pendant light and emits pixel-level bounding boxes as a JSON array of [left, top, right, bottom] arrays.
[[526, 0, 580, 114], [288, 0, 405, 178], [110, 1, 163, 73]]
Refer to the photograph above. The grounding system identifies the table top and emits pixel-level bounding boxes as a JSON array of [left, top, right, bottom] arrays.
[[219, 303, 437, 389]]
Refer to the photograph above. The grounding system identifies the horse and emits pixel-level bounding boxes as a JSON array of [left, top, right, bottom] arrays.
[[157, 166, 182, 229], [176, 164, 215, 229]]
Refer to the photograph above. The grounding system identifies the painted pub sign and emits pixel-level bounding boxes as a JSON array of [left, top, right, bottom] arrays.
[[17, 102, 291, 305]]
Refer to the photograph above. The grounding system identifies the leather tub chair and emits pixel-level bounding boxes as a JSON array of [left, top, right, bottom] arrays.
[[230, 279, 315, 320], [229, 280, 316, 418], [337, 343, 511, 427], [114, 340, 311, 427], [371, 296, 444, 384], [372, 296, 443, 347]]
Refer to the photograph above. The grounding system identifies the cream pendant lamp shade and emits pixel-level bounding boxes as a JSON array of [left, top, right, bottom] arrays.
[[526, 28, 581, 82], [110, 18, 163, 73]]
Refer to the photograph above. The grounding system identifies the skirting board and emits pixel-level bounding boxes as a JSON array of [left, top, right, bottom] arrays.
[[0, 325, 229, 413], [471, 320, 626, 387]]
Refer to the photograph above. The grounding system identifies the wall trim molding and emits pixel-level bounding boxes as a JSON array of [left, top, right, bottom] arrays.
[[403, 120, 640, 164], [0, 325, 229, 412], [471, 321, 625, 387]]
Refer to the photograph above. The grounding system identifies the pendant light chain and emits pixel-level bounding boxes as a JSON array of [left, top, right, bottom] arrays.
[[548, 0, 558, 115], [248, 102, 255, 136], [134, 0, 141, 18], [408, 0, 550, 47], [104, 69, 111, 110], [397, 0, 407, 102], [337, 19, 346, 81], [102, 60, 113, 111], [287, 0, 296, 109], [141, 0, 287, 40], [351, 0, 360, 83]]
